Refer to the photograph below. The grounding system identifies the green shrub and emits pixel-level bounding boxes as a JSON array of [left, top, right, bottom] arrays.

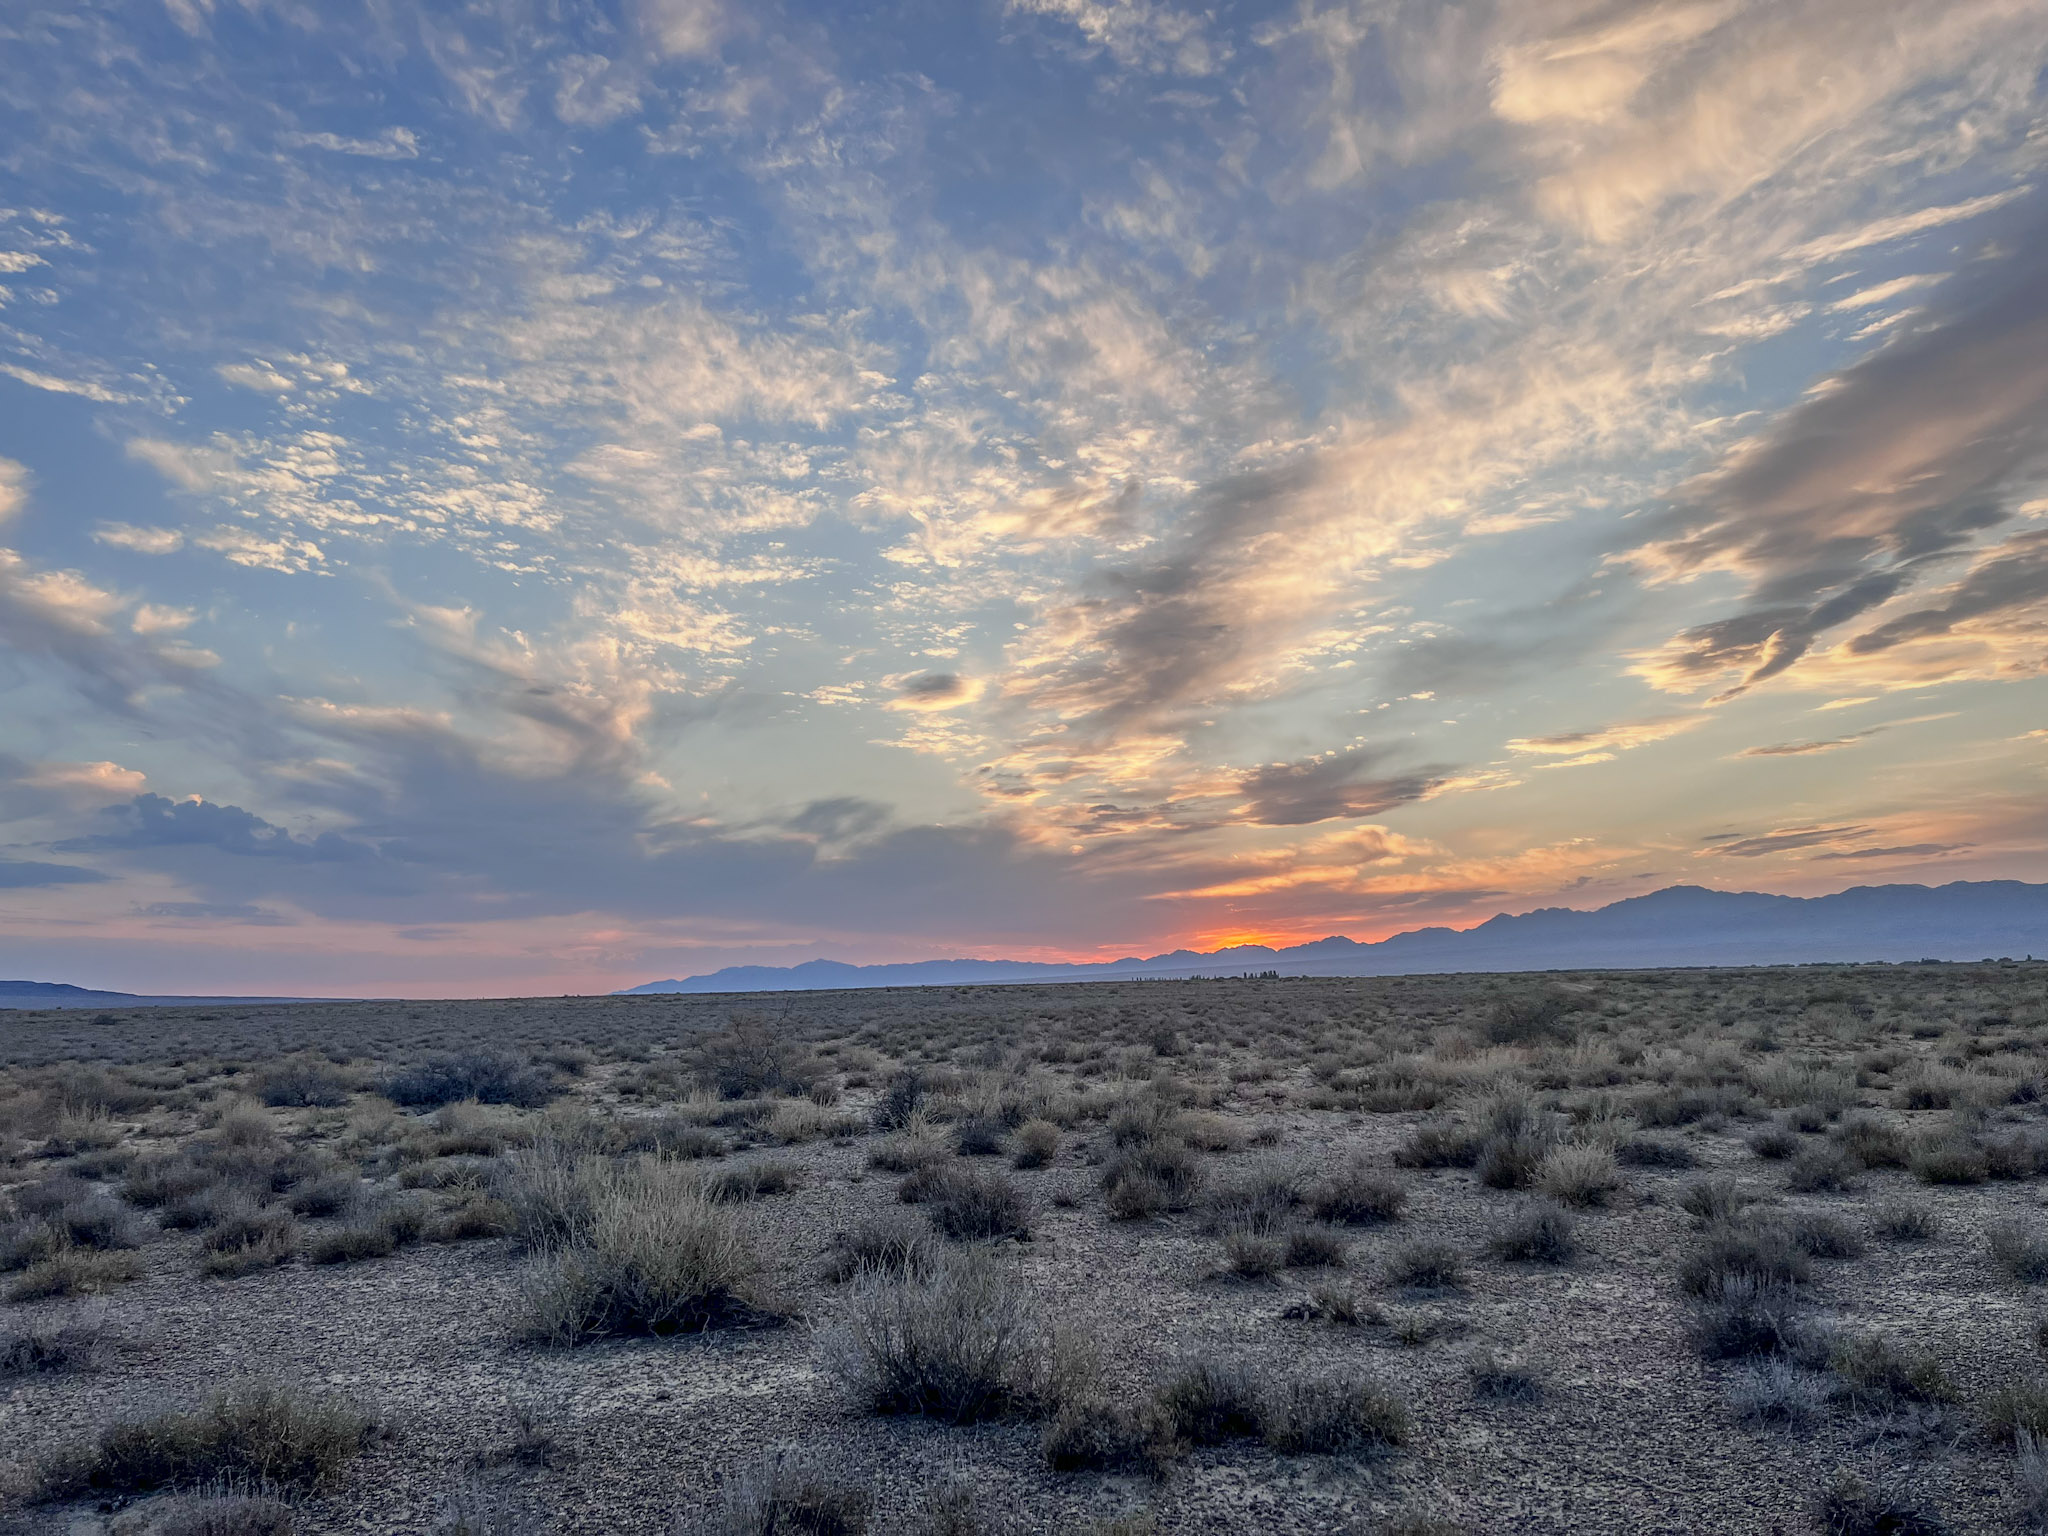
[[48, 1382, 373, 1494]]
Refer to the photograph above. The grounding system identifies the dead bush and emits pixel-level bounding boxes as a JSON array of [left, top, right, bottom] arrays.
[[822, 1251, 1047, 1424]]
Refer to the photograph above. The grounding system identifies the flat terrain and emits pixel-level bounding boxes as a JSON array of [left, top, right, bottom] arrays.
[[2, 965, 2047, 1535]]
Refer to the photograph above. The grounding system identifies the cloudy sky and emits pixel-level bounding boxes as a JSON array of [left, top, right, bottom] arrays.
[[2, 0, 2046, 996]]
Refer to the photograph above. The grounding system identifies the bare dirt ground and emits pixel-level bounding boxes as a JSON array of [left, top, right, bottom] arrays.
[[2, 965, 2046, 1535]]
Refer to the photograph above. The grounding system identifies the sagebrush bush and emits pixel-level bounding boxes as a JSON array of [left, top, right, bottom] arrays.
[[822, 1252, 1047, 1424], [201, 1203, 298, 1277], [382, 1051, 557, 1111], [1103, 1142, 1202, 1220], [1680, 1219, 1811, 1299], [253, 1057, 352, 1109], [1, 1313, 99, 1376], [1869, 1199, 1939, 1243], [1727, 1358, 1826, 1429]]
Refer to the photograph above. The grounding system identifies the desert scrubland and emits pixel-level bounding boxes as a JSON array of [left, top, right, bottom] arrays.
[[2, 965, 2047, 1535]]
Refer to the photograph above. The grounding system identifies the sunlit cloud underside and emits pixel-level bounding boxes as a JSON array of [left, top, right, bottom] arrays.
[[2, 0, 2046, 995]]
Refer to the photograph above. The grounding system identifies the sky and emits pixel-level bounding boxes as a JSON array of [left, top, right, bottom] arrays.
[[2, 0, 2047, 998]]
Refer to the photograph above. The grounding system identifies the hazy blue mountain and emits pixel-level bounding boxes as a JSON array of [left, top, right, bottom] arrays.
[[0, 980, 315, 1010], [621, 880, 2048, 994]]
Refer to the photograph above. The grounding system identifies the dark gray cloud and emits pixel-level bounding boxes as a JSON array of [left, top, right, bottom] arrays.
[[1236, 748, 1450, 826], [898, 673, 963, 702], [1811, 842, 1967, 861], [0, 858, 107, 888], [136, 900, 296, 925], [1648, 200, 2048, 693], [1849, 529, 2048, 654], [60, 794, 378, 863], [1703, 824, 1867, 858], [1737, 730, 1879, 757]]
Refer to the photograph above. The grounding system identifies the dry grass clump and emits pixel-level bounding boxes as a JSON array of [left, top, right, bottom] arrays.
[[1680, 1217, 1812, 1299], [42, 1382, 374, 1495], [703, 1161, 800, 1204], [1103, 1141, 1203, 1220], [1869, 1199, 1940, 1243], [1535, 1143, 1620, 1207], [1260, 1375, 1409, 1456], [303, 1199, 428, 1266], [690, 1448, 872, 1536], [200, 1202, 299, 1277], [920, 1165, 1034, 1243], [822, 1210, 938, 1283], [1, 1310, 100, 1375], [1384, 1241, 1465, 1291], [1813, 1472, 1947, 1536], [1010, 1118, 1061, 1169], [510, 1156, 773, 1345], [1146, 1360, 1407, 1459], [1827, 1332, 1958, 1412], [1488, 1200, 1577, 1264], [1615, 1134, 1697, 1169], [1308, 1160, 1407, 1225], [8, 1247, 143, 1301], [1984, 1381, 2048, 1446], [1989, 1219, 2048, 1285], [152, 1493, 298, 1536], [1466, 1347, 1542, 1403], [822, 1251, 1049, 1424]]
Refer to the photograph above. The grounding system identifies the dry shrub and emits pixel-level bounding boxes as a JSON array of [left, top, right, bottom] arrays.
[[1010, 1119, 1061, 1169], [1152, 1361, 1264, 1446], [822, 1211, 937, 1284], [1261, 1375, 1409, 1456], [822, 1251, 1047, 1424], [155, 1494, 297, 1536], [1384, 1241, 1464, 1291], [1989, 1219, 2048, 1285], [1814, 1472, 1947, 1536], [46, 1382, 373, 1494], [513, 1158, 772, 1345], [1536, 1144, 1620, 1207], [691, 1448, 871, 1536], [1827, 1333, 1957, 1412], [201, 1204, 299, 1278], [925, 1166, 1033, 1244], [1103, 1142, 1202, 1220], [1489, 1200, 1577, 1264], [8, 1248, 141, 1301], [1308, 1161, 1406, 1226]]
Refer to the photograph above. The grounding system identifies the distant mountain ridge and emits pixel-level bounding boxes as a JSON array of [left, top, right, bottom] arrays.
[[621, 880, 2048, 994], [0, 981, 321, 1010]]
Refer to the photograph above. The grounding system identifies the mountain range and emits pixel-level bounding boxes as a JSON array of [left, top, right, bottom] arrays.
[[620, 880, 2048, 994]]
